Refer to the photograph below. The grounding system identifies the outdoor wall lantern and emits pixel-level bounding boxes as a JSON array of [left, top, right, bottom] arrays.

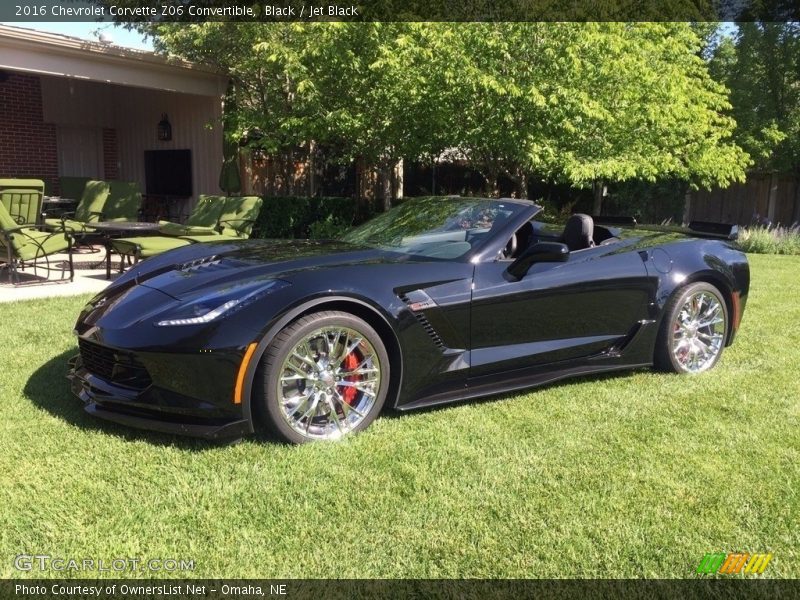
[[157, 114, 172, 141]]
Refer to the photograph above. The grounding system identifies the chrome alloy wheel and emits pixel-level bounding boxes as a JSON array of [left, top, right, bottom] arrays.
[[276, 326, 382, 440], [670, 290, 726, 373]]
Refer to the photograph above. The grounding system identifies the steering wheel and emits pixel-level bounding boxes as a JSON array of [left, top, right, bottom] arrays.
[[501, 231, 518, 259]]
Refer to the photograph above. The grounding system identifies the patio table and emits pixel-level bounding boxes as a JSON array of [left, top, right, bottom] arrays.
[[91, 221, 160, 279]]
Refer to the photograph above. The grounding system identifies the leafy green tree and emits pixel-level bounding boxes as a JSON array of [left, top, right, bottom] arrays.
[[141, 22, 749, 213], [710, 22, 800, 173], [449, 23, 749, 209]]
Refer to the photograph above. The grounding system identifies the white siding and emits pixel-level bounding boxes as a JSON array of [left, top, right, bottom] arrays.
[[114, 86, 223, 211], [56, 126, 102, 177], [40, 75, 224, 212]]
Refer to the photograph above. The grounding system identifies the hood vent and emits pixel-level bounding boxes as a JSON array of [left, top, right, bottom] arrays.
[[177, 255, 222, 272], [400, 292, 445, 350]]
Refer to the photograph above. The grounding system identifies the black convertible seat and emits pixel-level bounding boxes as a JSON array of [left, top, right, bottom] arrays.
[[561, 213, 595, 251]]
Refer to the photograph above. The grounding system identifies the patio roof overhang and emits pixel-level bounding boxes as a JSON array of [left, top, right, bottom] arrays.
[[0, 24, 226, 97]]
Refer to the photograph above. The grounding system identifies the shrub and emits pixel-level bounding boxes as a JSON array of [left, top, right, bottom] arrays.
[[738, 225, 800, 255], [308, 215, 351, 239], [253, 196, 375, 239]]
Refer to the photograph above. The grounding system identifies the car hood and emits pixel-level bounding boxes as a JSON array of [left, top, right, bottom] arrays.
[[134, 238, 403, 299]]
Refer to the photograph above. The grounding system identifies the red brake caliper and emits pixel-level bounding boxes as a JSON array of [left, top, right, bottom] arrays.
[[341, 351, 360, 405]]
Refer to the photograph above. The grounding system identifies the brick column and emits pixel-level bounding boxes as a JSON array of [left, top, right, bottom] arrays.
[[0, 72, 59, 192]]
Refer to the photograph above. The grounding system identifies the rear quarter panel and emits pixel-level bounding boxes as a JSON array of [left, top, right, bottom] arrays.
[[638, 236, 750, 346]]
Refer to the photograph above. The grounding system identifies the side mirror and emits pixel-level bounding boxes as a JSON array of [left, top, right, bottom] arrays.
[[505, 241, 569, 280]]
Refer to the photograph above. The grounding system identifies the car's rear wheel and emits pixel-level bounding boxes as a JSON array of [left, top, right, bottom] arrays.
[[256, 311, 390, 443], [655, 282, 729, 374]]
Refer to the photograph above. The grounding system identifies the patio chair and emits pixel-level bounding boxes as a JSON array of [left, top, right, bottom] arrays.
[[110, 195, 262, 266], [155, 194, 227, 236], [177, 195, 262, 241], [44, 180, 110, 234], [0, 179, 45, 227], [0, 199, 73, 285], [103, 180, 143, 222]]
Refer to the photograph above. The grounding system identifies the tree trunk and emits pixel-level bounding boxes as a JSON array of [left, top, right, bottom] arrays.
[[592, 180, 604, 215], [792, 173, 800, 225], [682, 188, 692, 225], [379, 162, 394, 211], [767, 172, 778, 225], [394, 159, 404, 201], [479, 168, 499, 197], [511, 166, 528, 199], [307, 140, 317, 197]]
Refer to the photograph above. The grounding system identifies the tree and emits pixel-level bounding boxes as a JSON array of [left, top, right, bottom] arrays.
[[142, 22, 459, 208], [710, 22, 800, 174], [141, 22, 750, 213], [449, 23, 749, 209]]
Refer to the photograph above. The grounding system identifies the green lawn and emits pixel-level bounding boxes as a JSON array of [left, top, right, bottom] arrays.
[[1, 255, 798, 579]]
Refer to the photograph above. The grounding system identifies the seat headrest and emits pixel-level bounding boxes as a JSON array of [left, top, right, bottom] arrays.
[[562, 213, 594, 251]]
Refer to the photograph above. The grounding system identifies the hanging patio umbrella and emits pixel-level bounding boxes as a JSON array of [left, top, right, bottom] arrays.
[[219, 82, 242, 196]]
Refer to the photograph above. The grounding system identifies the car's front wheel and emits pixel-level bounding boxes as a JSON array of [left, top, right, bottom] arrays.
[[655, 282, 729, 374], [256, 311, 390, 443]]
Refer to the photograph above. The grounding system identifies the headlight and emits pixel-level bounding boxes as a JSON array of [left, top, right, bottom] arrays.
[[155, 279, 289, 327]]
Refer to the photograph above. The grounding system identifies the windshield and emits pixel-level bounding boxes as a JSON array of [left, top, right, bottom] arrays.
[[342, 197, 527, 259]]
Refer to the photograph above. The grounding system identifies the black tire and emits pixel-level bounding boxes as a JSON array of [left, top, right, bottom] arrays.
[[255, 310, 390, 444], [654, 281, 729, 374]]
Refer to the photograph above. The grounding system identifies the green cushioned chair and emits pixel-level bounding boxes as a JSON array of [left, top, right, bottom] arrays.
[[111, 236, 193, 259], [156, 195, 228, 236], [166, 195, 263, 243], [0, 198, 72, 285], [111, 195, 263, 269], [0, 179, 45, 227], [215, 195, 262, 238], [104, 180, 142, 221], [45, 180, 110, 234]]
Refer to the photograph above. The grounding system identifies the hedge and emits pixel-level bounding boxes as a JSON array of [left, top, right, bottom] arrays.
[[252, 196, 375, 239]]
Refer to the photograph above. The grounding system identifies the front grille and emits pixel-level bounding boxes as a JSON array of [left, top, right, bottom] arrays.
[[78, 339, 152, 390]]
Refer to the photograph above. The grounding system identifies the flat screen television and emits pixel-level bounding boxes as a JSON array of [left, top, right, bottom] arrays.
[[144, 149, 192, 197]]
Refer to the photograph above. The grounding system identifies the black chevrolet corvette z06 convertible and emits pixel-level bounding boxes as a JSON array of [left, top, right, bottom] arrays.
[[69, 196, 749, 444]]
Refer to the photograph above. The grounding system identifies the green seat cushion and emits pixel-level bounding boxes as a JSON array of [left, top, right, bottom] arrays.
[[44, 218, 97, 234], [178, 234, 244, 243], [74, 180, 110, 223], [186, 195, 226, 227], [0, 187, 43, 226], [218, 196, 262, 238], [1, 228, 70, 261], [112, 236, 192, 258], [155, 195, 226, 237], [157, 221, 218, 237], [104, 181, 141, 221]]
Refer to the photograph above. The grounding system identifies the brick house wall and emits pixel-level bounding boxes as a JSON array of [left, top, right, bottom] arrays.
[[0, 72, 59, 192]]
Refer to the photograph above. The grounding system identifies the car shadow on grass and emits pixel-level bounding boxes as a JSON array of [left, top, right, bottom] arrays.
[[24, 348, 241, 450]]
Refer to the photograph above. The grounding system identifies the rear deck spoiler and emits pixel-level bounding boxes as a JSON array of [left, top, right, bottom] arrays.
[[687, 221, 740, 240], [592, 215, 739, 241], [591, 215, 638, 227]]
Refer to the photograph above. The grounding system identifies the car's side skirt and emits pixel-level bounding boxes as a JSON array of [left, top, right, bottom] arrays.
[[396, 362, 652, 412]]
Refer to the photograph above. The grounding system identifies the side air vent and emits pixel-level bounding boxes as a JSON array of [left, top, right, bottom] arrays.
[[400, 292, 446, 350]]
